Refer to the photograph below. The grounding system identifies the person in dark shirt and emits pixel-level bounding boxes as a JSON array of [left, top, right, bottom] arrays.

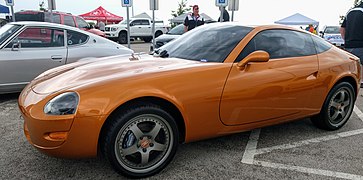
[[184, 5, 205, 32], [217, 6, 230, 22], [341, 2, 363, 88]]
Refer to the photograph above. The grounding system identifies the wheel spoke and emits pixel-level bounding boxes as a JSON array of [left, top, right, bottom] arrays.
[[341, 109, 347, 118], [330, 101, 340, 109], [152, 142, 166, 152], [130, 124, 144, 140], [338, 91, 346, 102], [331, 110, 339, 120], [148, 123, 161, 139], [342, 100, 350, 107], [122, 144, 138, 156], [141, 151, 150, 165]]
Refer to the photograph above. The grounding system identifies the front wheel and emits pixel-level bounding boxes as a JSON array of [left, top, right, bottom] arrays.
[[311, 82, 356, 130], [102, 104, 179, 178]]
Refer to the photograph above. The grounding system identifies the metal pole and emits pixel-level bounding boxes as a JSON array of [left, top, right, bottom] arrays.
[[219, 7, 224, 22], [231, 0, 234, 22], [152, 0, 155, 49], [126, 7, 130, 49], [132, 5, 134, 17], [10, 6, 15, 22]]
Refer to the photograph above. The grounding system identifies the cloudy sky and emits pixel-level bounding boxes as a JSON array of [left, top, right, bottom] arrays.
[[0, 0, 357, 29]]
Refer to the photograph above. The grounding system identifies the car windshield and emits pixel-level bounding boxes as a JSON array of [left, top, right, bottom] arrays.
[[119, 20, 128, 25], [167, 24, 185, 35], [158, 24, 253, 62], [325, 26, 340, 34], [0, 24, 22, 45]]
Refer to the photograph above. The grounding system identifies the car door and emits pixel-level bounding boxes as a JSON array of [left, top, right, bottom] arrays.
[[220, 29, 319, 125], [130, 20, 143, 36], [140, 20, 152, 36], [0, 26, 67, 92]]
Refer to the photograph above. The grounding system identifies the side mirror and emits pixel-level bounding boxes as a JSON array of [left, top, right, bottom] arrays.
[[130, 23, 134, 26], [11, 41, 21, 51], [319, 31, 324, 37], [237, 50, 270, 70]]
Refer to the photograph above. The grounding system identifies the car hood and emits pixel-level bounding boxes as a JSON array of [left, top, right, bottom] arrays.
[[155, 34, 181, 42], [31, 55, 206, 94], [106, 24, 125, 28]]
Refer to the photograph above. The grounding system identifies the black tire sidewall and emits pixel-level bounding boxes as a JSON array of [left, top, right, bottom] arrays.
[[104, 105, 179, 178], [118, 32, 127, 44], [320, 82, 355, 130]]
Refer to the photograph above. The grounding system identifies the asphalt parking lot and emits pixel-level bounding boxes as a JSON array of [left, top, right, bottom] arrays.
[[1, 42, 363, 180]]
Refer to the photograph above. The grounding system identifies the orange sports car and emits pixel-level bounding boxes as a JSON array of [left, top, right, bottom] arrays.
[[18, 23, 361, 178]]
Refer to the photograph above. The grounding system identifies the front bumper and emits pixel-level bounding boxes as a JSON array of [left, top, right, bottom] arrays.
[[19, 89, 105, 158], [105, 31, 118, 38]]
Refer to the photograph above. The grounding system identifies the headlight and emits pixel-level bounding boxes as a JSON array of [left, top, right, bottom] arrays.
[[44, 92, 79, 115], [111, 27, 118, 31]]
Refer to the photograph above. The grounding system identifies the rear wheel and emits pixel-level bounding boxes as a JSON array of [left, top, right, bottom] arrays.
[[102, 104, 179, 178], [311, 82, 355, 130]]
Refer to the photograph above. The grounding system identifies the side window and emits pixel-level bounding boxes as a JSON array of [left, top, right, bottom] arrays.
[[64, 15, 76, 27], [76, 17, 89, 29], [66, 30, 89, 46], [131, 20, 142, 26], [312, 35, 332, 54], [236, 30, 316, 62], [6, 27, 65, 48], [140, 20, 150, 25], [52, 14, 61, 24]]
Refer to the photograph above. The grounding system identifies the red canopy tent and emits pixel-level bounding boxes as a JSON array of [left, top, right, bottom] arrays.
[[79, 6, 123, 23]]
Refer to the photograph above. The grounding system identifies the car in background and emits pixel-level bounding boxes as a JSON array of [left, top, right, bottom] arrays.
[[105, 18, 168, 44], [150, 24, 185, 52], [0, 22, 133, 94], [18, 23, 361, 178], [15, 10, 105, 37], [320, 26, 344, 47]]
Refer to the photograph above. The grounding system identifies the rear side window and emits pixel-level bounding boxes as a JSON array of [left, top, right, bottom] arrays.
[[64, 15, 76, 27], [140, 20, 150, 25], [312, 36, 332, 54], [66, 30, 89, 46], [237, 29, 316, 62], [76, 17, 89, 29]]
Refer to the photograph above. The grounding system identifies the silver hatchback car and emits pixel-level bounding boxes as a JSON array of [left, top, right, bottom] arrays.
[[0, 22, 133, 94]]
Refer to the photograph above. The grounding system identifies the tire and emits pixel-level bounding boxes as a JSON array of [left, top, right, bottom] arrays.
[[311, 82, 356, 130], [102, 104, 179, 178], [143, 37, 152, 43], [118, 32, 127, 44], [155, 31, 163, 38]]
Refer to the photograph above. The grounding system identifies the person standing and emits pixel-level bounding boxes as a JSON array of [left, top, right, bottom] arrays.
[[218, 6, 230, 22], [340, 1, 363, 88], [98, 21, 106, 32], [184, 5, 205, 32]]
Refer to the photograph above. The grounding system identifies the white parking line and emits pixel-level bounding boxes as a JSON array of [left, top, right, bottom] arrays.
[[354, 105, 363, 122], [255, 128, 363, 155], [241, 129, 260, 164], [240, 106, 363, 179], [254, 160, 363, 180]]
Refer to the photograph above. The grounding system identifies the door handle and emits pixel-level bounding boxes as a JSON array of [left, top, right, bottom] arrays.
[[139, 27, 142, 28], [51, 55, 63, 61]]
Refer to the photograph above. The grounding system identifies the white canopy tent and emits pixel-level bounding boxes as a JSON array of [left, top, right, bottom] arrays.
[[274, 13, 319, 26]]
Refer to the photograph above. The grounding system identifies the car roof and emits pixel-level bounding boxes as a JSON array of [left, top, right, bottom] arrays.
[[9, 21, 91, 34], [202, 22, 307, 33]]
